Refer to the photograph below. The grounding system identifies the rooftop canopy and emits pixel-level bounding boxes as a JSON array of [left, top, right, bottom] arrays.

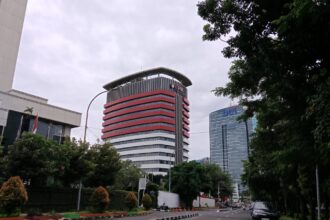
[[103, 67, 192, 90]]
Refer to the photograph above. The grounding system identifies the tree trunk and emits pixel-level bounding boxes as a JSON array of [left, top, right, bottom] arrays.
[[299, 195, 308, 220], [324, 197, 329, 220], [309, 198, 316, 220]]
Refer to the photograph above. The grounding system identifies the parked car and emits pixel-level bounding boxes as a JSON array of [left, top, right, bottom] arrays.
[[251, 201, 279, 220]]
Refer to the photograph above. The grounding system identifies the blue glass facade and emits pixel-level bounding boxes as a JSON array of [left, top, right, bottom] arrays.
[[209, 106, 253, 186]]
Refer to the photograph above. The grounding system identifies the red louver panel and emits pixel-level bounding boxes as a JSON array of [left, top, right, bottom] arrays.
[[182, 109, 189, 118], [103, 110, 175, 126], [103, 103, 175, 120], [102, 117, 175, 133], [183, 97, 189, 105], [183, 103, 189, 112], [104, 96, 175, 114], [104, 90, 176, 108], [183, 130, 190, 138], [102, 125, 175, 139], [183, 116, 189, 125], [183, 123, 189, 131]]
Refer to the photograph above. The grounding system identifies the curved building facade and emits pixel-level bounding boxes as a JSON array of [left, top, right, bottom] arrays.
[[102, 67, 191, 175]]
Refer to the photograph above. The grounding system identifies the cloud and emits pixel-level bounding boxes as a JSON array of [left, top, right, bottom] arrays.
[[14, 0, 233, 160]]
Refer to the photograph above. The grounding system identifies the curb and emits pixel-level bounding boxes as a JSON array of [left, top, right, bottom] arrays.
[[153, 212, 199, 220]]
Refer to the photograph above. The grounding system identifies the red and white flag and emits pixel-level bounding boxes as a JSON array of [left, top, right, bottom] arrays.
[[32, 113, 39, 134]]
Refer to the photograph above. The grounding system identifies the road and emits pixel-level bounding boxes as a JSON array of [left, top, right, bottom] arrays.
[[195, 209, 251, 220], [116, 209, 251, 220]]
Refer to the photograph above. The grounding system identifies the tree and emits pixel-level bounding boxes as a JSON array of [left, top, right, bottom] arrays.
[[125, 191, 137, 210], [145, 182, 159, 208], [4, 133, 58, 186], [113, 160, 144, 191], [89, 186, 110, 213], [198, 0, 330, 218], [170, 161, 209, 209], [142, 193, 152, 210], [204, 164, 233, 198], [60, 139, 94, 187], [84, 143, 122, 187], [0, 176, 28, 216]]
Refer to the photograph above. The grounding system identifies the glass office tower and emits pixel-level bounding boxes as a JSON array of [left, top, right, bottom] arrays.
[[209, 105, 253, 191]]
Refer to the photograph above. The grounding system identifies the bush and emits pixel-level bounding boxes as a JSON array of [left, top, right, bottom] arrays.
[[142, 193, 152, 210], [0, 176, 28, 216], [108, 190, 129, 211], [125, 191, 137, 210], [89, 186, 110, 213]]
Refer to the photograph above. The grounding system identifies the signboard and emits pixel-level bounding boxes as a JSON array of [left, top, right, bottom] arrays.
[[138, 178, 147, 190], [222, 107, 238, 117]]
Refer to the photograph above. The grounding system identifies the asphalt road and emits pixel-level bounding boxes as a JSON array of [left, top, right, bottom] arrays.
[[114, 209, 251, 220], [195, 209, 251, 220]]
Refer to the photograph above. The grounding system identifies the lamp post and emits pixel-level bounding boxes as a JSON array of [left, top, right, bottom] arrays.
[[77, 90, 108, 211]]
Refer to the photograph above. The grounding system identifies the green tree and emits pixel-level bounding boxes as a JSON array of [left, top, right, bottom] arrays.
[[0, 176, 28, 216], [204, 164, 233, 198], [4, 133, 58, 186], [60, 139, 94, 187], [113, 160, 144, 191], [125, 191, 138, 210], [170, 161, 209, 209], [198, 0, 330, 218], [89, 186, 110, 213], [146, 182, 159, 208], [142, 193, 152, 210], [85, 143, 122, 187]]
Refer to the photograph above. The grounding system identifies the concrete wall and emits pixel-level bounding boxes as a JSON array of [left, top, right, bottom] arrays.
[[193, 197, 215, 208], [0, 91, 81, 127], [0, 0, 27, 92], [158, 191, 180, 208]]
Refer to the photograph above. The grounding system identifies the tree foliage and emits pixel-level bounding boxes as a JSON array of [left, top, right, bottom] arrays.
[[84, 143, 122, 187], [89, 186, 110, 213], [170, 161, 232, 209], [142, 193, 152, 210], [0, 134, 122, 188], [0, 176, 28, 216], [125, 191, 138, 210], [113, 160, 144, 191], [198, 0, 330, 218]]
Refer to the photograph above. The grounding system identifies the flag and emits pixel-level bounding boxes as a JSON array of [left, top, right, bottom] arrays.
[[32, 113, 39, 134]]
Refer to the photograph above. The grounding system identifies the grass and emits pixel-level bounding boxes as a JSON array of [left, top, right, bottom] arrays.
[[280, 216, 296, 220]]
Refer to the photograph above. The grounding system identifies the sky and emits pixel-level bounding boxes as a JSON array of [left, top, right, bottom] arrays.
[[13, 0, 234, 160]]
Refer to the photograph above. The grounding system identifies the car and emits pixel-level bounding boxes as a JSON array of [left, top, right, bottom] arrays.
[[251, 201, 279, 220]]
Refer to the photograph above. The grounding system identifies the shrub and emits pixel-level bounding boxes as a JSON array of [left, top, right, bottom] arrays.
[[142, 193, 152, 210], [0, 176, 28, 216], [89, 186, 110, 213], [108, 190, 129, 211], [125, 191, 137, 210]]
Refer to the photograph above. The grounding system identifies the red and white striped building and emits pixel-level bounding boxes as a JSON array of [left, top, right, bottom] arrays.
[[102, 67, 192, 175]]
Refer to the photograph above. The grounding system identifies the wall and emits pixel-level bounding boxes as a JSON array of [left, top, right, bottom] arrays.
[[157, 191, 179, 208], [0, 0, 27, 92], [193, 197, 215, 208]]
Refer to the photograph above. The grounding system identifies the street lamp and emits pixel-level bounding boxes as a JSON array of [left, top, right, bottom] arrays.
[[77, 90, 108, 211]]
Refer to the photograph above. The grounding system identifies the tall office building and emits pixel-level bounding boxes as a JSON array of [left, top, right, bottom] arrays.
[[0, 0, 27, 92], [209, 105, 253, 192], [0, 0, 81, 149], [102, 67, 192, 175]]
